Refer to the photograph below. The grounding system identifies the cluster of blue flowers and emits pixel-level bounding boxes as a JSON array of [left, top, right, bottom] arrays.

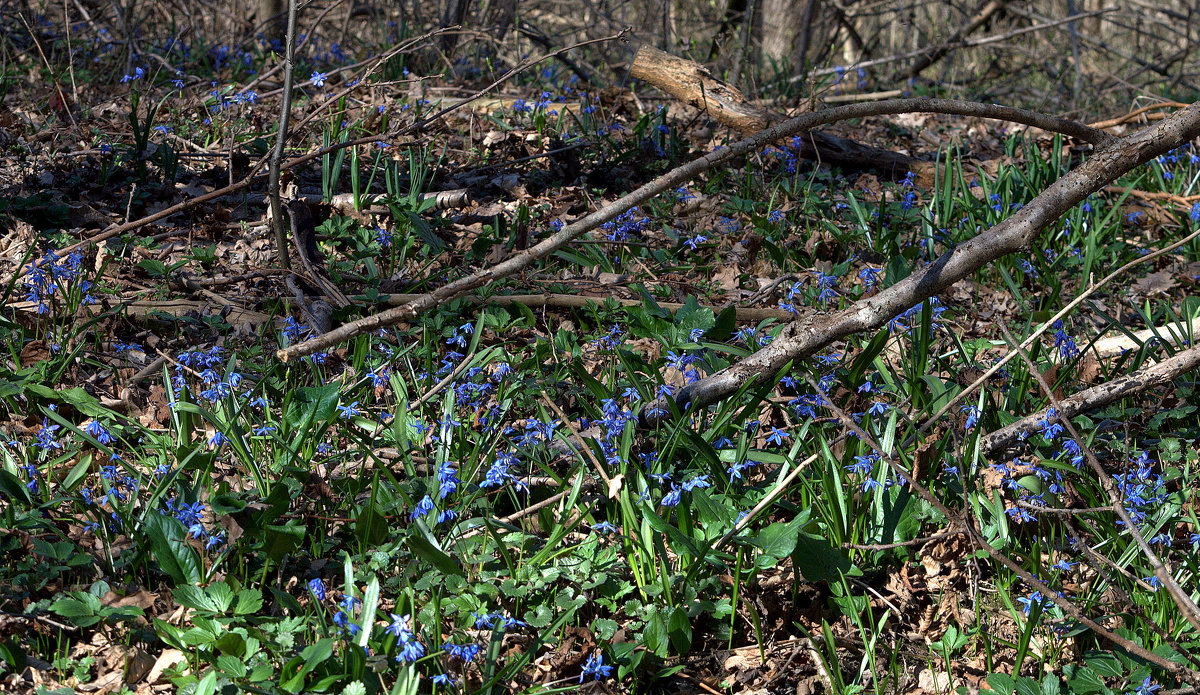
[[22, 248, 95, 316]]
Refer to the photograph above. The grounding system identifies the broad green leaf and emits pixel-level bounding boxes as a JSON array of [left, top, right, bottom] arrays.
[[143, 513, 203, 585]]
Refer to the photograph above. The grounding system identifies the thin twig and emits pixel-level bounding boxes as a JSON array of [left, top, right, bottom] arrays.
[[803, 373, 1200, 683], [278, 96, 1123, 363], [998, 321, 1200, 636], [266, 0, 299, 270]]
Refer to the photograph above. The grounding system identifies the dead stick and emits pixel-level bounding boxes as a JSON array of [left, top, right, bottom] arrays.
[[647, 100, 1200, 425], [20, 30, 631, 282], [278, 96, 1126, 363], [980, 342, 1200, 453]]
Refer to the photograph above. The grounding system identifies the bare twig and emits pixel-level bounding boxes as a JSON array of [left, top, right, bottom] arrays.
[[645, 100, 1200, 425], [266, 0, 300, 271], [998, 322, 1200, 637], [278, 96, 1121, 363]]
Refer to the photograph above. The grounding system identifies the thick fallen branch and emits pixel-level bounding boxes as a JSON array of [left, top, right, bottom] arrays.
[[278, 96, 1117, 362], [629, 46, 1115, 178], [980, 342, 1200, 453], [646, 100, 1200, 425]]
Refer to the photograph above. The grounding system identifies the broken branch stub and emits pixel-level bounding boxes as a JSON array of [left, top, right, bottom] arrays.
[[644, 101, 1200, 426]]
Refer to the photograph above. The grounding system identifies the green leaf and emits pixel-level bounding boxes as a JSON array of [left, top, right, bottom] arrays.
[[261, 522, 306, 564], [523, 604, 553, 628], [233, 589, 263, 615], [986, 673, 1016, 695], [1081, 654, 1122, 678], [215, 632, 247, 658], [792, 531, 853, 583], [50, 593, 100, 618], [217, 654, 247, 678], [666, 606, 692, 653], [673, 296, 715, 340], [592, 618, 619, 640], [407, 525, 464, 577], [142, 513, 203, 585], [642, 610, 667, 656], [748, 519, 802, 569], [284, 383, 341, 431], [0, 469, 31, 506], [54, 387, 104, 418]]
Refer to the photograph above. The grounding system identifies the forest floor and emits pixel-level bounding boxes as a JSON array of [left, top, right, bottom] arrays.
[[2, 12, 1200, 695]]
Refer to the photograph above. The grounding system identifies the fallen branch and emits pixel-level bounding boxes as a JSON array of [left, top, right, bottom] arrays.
[[980, 342, 1200, 453], [999, 322, 1200, 638], [645, 100, 1200, 425], [1089, 101, 1191, 130], [904, 224, 1200, 450], [806, 374, 1200, 684], [1093, 316, 1200, 358], [629, 47, 1115, 180], [25, 29, 630, 281], [278, 96, 1122, 363], [630, 45, 920, 177]]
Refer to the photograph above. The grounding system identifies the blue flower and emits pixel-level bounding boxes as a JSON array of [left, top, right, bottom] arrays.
[[1132, 676, 1161, 695], [961, 405, 980, 431], [85, 420, 115, 445], [443, 641, 481, 661], [332, 610, 360, 635], [385, 613, 412, 637], [310, 71, 327, 87], [579, 652, 612, 682], [337, 401, 360, 419], [308, 578, 326, 600], [1016, 590, 1049, 615], [410, 495, 435, 520], [36, 419, 62, 451]]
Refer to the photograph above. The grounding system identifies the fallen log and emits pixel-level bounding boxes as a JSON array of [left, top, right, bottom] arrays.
[[630, 45, 921, 179]]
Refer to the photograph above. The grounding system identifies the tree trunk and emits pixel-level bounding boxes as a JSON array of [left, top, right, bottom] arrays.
[[760, 0, 806, 73]]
